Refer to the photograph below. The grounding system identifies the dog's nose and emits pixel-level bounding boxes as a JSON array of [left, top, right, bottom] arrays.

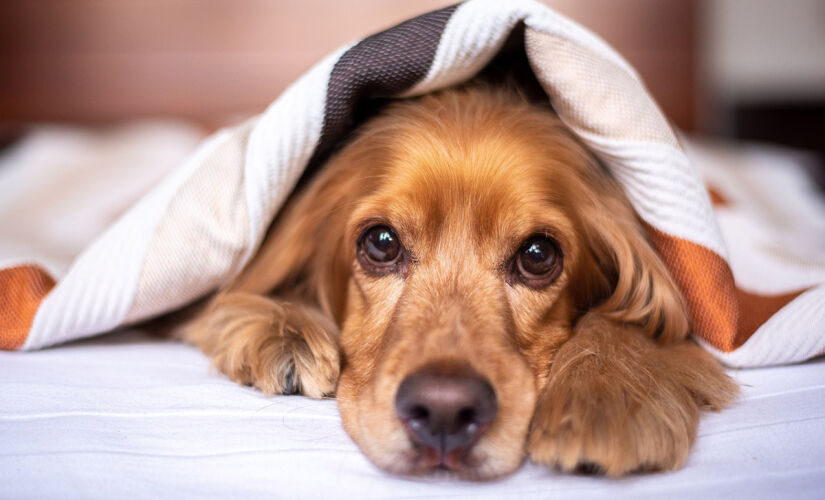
[[394, 370, 497, 455]]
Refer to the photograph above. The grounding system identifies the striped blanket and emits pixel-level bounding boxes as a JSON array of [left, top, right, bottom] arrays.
[[2, 0, 824, 366]]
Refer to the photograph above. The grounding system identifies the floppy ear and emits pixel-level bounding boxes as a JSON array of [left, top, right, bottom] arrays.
[[228, 142, 376, 324], [571, 173, 690, 344]]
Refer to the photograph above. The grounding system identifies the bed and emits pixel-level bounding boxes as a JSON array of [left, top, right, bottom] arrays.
[[2, 328, 823, 499]]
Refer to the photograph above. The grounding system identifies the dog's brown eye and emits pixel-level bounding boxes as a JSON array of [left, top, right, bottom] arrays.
[[515, 235, 562, 286], [358, 225, 404, 274]]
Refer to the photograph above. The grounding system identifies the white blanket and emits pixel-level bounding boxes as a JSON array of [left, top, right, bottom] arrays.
[[2, 329, 823, 499]]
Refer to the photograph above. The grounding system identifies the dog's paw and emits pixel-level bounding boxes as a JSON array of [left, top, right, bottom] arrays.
[[526, 363, 696, 476], [527, 315, 737, 476], [185, 293, 340, 398]]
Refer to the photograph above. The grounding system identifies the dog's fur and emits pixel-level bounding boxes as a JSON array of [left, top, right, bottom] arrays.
[[182, 86, 737, 479]]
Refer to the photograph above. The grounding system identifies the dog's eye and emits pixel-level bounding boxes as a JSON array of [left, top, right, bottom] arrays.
[[515, 235, 562, 287], [358, 225, 403, 274]]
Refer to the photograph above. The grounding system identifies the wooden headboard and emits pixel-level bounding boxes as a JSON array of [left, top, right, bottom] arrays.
[[0, 0, 697, 129]]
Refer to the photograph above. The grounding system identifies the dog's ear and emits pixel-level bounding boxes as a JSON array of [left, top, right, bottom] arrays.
[[228, 145, 375, 324], [571, 173, 690, 344]]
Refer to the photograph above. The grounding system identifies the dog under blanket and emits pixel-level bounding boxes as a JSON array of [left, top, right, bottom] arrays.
[[1, 0, 824, 368]]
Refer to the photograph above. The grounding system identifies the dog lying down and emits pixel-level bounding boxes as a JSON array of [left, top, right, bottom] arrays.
[[182, 86, 737, 480]]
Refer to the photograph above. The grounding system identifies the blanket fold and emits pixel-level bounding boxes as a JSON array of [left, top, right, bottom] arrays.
[[2, 0, 823, 366]]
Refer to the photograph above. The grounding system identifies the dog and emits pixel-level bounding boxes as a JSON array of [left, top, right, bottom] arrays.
[[181, 86, 737, 479]]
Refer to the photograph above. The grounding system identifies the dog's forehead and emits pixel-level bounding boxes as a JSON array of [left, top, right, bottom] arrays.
[[369, 130, 576, 253], [346, 90, 592, 255], [389, 143, 543, 216]]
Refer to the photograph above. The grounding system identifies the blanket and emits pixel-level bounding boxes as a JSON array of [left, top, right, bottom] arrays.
[[1, 0, 823, 367]]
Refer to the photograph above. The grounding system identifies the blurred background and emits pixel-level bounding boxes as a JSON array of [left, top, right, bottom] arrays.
[[1, 0, 824, 159]]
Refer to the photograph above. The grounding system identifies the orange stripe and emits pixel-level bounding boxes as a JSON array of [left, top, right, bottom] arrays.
[[0, 265, 56, 350], [734, 287, 804, 348], [646, 225, 740, 351], [706, 185, 729, 207], [647, 226, 809, 351]]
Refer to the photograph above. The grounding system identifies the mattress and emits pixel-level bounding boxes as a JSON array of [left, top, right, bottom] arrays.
[[1, 328, 823, 499]]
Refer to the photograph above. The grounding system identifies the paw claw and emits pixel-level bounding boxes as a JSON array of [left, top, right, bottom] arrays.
[[573, 462, 604, 476], [188, 294, 340, 399], [282, 363, 298, 395]]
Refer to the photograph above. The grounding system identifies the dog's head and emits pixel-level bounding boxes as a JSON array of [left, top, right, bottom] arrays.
[[243, 87, 688, 479]]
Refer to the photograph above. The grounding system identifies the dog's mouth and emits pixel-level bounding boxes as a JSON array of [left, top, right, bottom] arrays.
[[400, 418, 491, 474], [408, 444, 481, 475], [397, 441, 493, 480]]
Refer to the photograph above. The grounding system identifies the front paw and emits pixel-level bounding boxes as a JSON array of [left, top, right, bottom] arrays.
[[527, 316, 736, 476], [186, 293, 340, 398], [527, 359, 696, 476]]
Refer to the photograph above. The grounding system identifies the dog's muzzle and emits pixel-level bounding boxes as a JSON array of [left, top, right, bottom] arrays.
[[394, 365, 497, 466]]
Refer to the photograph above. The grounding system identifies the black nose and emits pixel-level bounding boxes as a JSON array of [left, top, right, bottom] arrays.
[[394, 369, 497, 455]]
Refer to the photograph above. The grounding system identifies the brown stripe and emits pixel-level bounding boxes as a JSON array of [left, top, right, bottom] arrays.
[[0, 265, 56, 350], [304, 4, 458, 178]]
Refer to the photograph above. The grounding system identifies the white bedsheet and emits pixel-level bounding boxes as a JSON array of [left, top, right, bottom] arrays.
[[2, 330, 823, 499]]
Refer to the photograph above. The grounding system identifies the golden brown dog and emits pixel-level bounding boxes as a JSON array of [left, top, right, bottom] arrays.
[[182, 86, 737, 479]]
